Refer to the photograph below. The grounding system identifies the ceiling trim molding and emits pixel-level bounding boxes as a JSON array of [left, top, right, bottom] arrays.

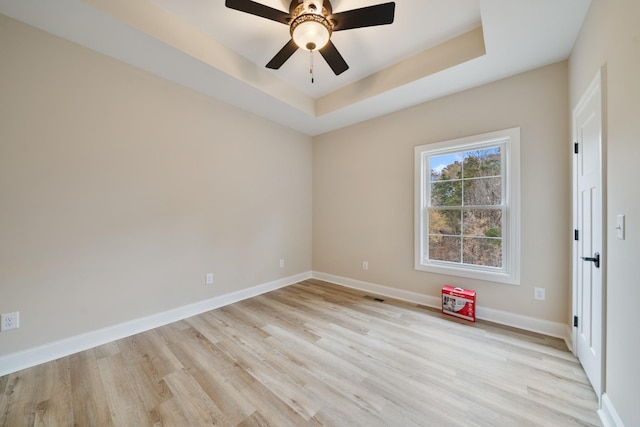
[[316, 26, 486, 116]]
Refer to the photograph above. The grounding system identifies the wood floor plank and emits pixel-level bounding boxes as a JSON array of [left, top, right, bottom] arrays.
[[69, 349, 114, 427], [97, 352, 151, 426], [0, 280, 601, 426], [162, 330, 258, 425], [1, 364, 44, 427], [33, 358, 73, 426], [162, 368, 231, 426]]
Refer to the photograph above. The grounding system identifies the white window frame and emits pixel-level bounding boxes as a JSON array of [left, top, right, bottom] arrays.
[[414, 127, 521, 285]]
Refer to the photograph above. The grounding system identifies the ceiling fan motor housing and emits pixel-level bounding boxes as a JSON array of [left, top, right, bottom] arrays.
[[303, 0, 321, 12], [289, 0, 332, 16]]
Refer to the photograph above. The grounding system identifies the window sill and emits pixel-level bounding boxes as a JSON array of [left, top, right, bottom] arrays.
[[415, 262, 520, 285]]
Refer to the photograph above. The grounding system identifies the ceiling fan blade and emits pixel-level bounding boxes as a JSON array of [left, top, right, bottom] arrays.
[[319, 40, 349, 75], [266, 39, 299, 69], [225, 0, 290, 24], [329, 2, 395, 31]]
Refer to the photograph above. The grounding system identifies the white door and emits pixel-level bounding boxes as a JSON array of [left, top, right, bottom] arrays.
[[572, 71, 605, 399]]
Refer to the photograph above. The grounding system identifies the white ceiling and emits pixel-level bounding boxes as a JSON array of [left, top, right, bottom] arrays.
[[0, 0, 591, 136], [149, 0, 483, 98]]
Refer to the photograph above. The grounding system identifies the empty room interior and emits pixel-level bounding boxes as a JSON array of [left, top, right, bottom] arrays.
[[0, 0, 638, 426]]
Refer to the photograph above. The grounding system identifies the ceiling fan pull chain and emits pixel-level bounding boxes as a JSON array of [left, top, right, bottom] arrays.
[[310, 50, 315, 84]]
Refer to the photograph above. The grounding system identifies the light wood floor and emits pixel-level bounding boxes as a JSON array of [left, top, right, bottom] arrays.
[[1, 279, 601, 426]]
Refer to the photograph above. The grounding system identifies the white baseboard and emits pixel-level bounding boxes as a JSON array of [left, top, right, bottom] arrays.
[[0, 272, 311, 377], [564, 324, 574, 354], [599, 393, 626, 427], [312, 271, 441, 307], [311, 271, 569, 340]]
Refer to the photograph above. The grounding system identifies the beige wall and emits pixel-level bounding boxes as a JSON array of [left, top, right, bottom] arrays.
[[0, 15, 312, 356], [313, 61, 571, 323], [570, 0, 640, 425]]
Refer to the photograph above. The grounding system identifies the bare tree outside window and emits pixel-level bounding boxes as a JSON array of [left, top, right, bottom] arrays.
[[428, 148, 503, 268]]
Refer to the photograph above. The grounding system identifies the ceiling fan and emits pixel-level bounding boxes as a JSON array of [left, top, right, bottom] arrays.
[[225, 0, 396, 76]]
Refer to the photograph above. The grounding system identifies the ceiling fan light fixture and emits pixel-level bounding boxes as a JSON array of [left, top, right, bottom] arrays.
[[225, 0, 395, 75], [290, 14, 331, 51]]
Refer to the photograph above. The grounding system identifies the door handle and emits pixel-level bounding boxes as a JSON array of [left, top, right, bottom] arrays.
[[581, 252, 600, 268]]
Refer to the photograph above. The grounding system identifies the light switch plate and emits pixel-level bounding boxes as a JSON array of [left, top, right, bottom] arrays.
[[616, 214, 625, 240]]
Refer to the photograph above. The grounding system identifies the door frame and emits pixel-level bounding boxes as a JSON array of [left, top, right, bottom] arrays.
[[571, 67, 607, 401]]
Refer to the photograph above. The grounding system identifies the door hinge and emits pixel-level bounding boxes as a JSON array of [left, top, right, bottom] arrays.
[[574, 229, 579, 241], [574, 142, 579, 154], [573, 315, 579, 327]]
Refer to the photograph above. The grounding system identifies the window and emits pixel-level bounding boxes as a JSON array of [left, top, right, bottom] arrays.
[[414, 128, 520, 285]]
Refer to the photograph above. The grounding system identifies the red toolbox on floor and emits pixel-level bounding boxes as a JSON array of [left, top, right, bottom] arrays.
[[442, 286, 476, 322]]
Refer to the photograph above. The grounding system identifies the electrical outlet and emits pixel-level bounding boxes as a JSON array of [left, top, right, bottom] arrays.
[[362, 260, 369, 271], [1, 312, 19, 331], [279, 259, 285, 268], [205, 273, 214, 285], [534, 287, 546, 301]]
